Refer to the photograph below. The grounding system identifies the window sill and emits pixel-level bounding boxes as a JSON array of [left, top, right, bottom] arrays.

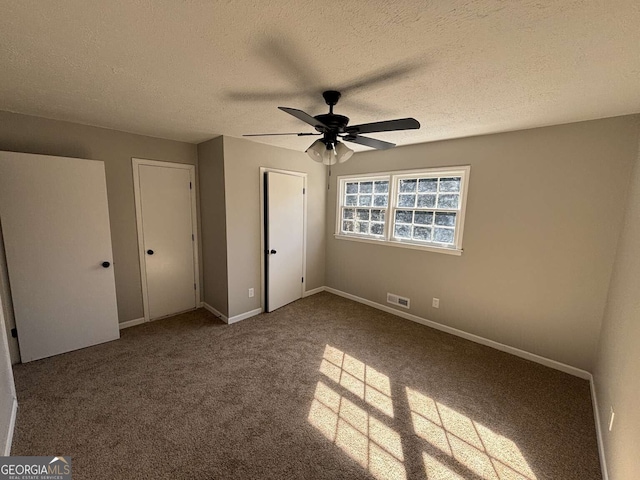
[[333, 234, 463, 256]]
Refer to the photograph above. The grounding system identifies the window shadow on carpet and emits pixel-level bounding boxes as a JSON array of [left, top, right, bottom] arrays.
[[309, 345, 537, 480]]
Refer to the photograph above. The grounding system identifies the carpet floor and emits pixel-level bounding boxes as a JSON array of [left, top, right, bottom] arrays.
[[11, 292, 601, 480]]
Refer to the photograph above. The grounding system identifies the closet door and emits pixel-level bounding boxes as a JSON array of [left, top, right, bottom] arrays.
[[265, 171, 304, 312], [0, 151, 119, 362], [135, 162, 197, 320]]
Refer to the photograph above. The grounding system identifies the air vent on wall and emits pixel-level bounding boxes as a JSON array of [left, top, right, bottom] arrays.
[[387, 293, 410, 309]]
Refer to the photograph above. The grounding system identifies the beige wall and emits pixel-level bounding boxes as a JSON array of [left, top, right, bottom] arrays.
[[198, 137, 229, 316], [222, 136, 326, 318], [326, 115, 640, 371], [0, 111, 198, 332], [594, 135, 640, 480]]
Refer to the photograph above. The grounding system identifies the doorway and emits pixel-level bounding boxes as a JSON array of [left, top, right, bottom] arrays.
[[133, 158, 200, 321], [261, 168, 307, 312]]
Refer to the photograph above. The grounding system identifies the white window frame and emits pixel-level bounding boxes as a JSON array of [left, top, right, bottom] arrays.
[[334, 166, 471, 256]]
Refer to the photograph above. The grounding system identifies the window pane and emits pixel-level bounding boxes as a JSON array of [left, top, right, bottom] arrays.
[[413, 226, 432, 241], [346, 183, 358, 194], [434, 227, 454, 244], [418, 178, 438, 192], [371, 223, 384, 236], [398, 194, 416, 207], [358, 195, 372, 206], [435, 212, 456, 226], [439, 177, 461, 192], [343, 208, 355, 220], [414, 211, 434, 225], [394, 224, 411, 238], [437, 194, 459, 209], [399, 179, 417, 193], [345, 195, 357, 206], [417, 194, 436, 208], [359, 181, 373, 193], [374, 181, 389, 193], [356, 209, 370, 220], [371, 209, 385, 222], [356, 221, 369, 234], [395, 210, 413, 223], [342, 221, 354, 232], [374, 195, 388, 207]]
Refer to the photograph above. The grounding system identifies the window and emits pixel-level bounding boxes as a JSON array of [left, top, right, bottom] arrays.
[[336, 166, 470, 255]]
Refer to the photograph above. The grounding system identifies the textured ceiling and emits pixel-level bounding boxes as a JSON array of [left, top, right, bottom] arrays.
[[1, 1, 639, 151]]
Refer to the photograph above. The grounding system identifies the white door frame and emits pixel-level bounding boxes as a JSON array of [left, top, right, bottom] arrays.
[[132, 158, 200, 322], [259, 167, 308, 312]]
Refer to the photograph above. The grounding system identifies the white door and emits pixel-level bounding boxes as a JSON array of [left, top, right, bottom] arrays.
[[0, 284, 17, 454], [265, 171, 304, 312], [0, 151, 120, 363], [137, 163, 197, 319]]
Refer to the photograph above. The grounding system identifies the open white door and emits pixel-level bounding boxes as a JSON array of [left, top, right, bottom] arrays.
[[265, 171, 304, 312], [134, 161, 198, 320], [0, 283, 17, 454], [0, 151, 120, 362]]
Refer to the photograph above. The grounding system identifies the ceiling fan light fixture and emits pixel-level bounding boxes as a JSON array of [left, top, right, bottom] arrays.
[[335, 142, 354, 163], [305, 139, 326, 163]]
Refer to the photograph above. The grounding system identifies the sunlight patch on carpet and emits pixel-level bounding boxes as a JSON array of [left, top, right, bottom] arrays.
[[319, 345, 394, 418], [309, 345, 405, 480], [309, 382, 406, 480], [406, 387, 537, 480], [310, 345, 536, 480]]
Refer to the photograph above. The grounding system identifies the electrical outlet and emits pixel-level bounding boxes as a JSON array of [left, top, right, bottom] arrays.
[[248, 288, 254, 298], [432, 298, 440, 308], [609, 407, 615, 431]]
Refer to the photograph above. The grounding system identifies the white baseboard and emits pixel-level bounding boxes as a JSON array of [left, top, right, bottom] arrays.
[[303, 286, 326, 298], [202, 303, 262, 325], [324, 287, 591, 380], [590, 377, 609, 480], [228, 308, 262, 324], [202, 302, 229, 323], [4, 396, 17, 456], [118, 317, 145, 330]]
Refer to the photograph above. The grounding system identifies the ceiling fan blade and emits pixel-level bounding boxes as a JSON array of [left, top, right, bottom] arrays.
[[226, 90, 305, 102], [258, 35, 322, 92], [343, 135, 395, 150], [346, 118, 420, 135], [339, 62, 421, 94], [243, 132, 320, 137], [279, 107, 329, 129]]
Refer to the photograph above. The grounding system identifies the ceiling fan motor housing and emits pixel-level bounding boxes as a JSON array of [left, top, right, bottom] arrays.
[[314, 114, 350, 133], [315, 92, 350, 146]]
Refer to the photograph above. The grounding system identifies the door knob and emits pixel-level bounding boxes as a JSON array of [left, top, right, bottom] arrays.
[[147, 249, 154, 255], [270, 249, 277, 255], [101, 261, 111, 268]]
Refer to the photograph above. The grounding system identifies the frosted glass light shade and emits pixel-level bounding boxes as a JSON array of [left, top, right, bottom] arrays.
[[335, 142, 354, 163], [322, 147, 337, 166], [305, 140, 325, 163]]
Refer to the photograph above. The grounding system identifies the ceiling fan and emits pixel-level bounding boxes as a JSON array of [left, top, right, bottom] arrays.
[[244, 90, 420, 165]]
